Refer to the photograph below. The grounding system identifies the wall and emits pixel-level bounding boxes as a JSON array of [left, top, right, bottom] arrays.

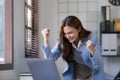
[[13, 0, 30, 77]]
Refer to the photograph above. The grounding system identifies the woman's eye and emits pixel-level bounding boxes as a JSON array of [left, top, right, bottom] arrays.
[[68, 32, 73, 34], [68, 32, 71, 34], [64, 32, 73, 37]]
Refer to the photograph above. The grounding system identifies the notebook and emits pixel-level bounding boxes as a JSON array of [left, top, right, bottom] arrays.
[[26, 58, 61, 80]]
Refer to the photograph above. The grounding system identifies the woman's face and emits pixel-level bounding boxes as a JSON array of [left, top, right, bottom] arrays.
[[63, 26, 80, 43]]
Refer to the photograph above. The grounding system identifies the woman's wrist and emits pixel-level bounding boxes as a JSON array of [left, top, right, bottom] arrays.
[[44, 39, 49, 46]]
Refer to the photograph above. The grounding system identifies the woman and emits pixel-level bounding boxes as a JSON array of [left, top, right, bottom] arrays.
[[41, 15, 104, 80]]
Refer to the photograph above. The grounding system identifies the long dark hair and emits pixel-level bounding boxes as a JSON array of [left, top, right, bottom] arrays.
[[59, 15, 91, 65]]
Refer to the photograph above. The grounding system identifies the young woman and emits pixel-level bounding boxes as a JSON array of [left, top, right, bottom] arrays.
[[41, 15, 104, 80]]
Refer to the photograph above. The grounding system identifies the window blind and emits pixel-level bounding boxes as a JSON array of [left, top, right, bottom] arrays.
[[25, 0, 39, 58]]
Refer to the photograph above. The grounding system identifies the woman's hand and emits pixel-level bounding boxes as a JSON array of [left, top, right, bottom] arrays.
[[86, 40, 95, 56], [41, 28, 50, 46]]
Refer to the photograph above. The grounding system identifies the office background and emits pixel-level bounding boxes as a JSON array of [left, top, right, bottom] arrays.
[[0, 0, 120, 80]]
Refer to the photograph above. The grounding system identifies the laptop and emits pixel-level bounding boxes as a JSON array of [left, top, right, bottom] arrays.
[[26, 58, 61, 80]]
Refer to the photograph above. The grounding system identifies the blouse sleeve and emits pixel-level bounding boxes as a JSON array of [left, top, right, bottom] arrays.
[[89, 33, 104, 71], [41, 42, 61, 60]]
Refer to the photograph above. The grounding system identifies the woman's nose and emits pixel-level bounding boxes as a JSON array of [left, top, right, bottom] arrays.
[[65, 33, 71, 39]]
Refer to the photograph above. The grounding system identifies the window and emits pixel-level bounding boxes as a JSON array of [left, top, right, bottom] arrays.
[[0, 0, 13, 70], [24, 0, 40, 58]]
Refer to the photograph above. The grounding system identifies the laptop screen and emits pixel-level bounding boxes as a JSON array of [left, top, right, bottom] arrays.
[[26, 58, 61, 80]]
